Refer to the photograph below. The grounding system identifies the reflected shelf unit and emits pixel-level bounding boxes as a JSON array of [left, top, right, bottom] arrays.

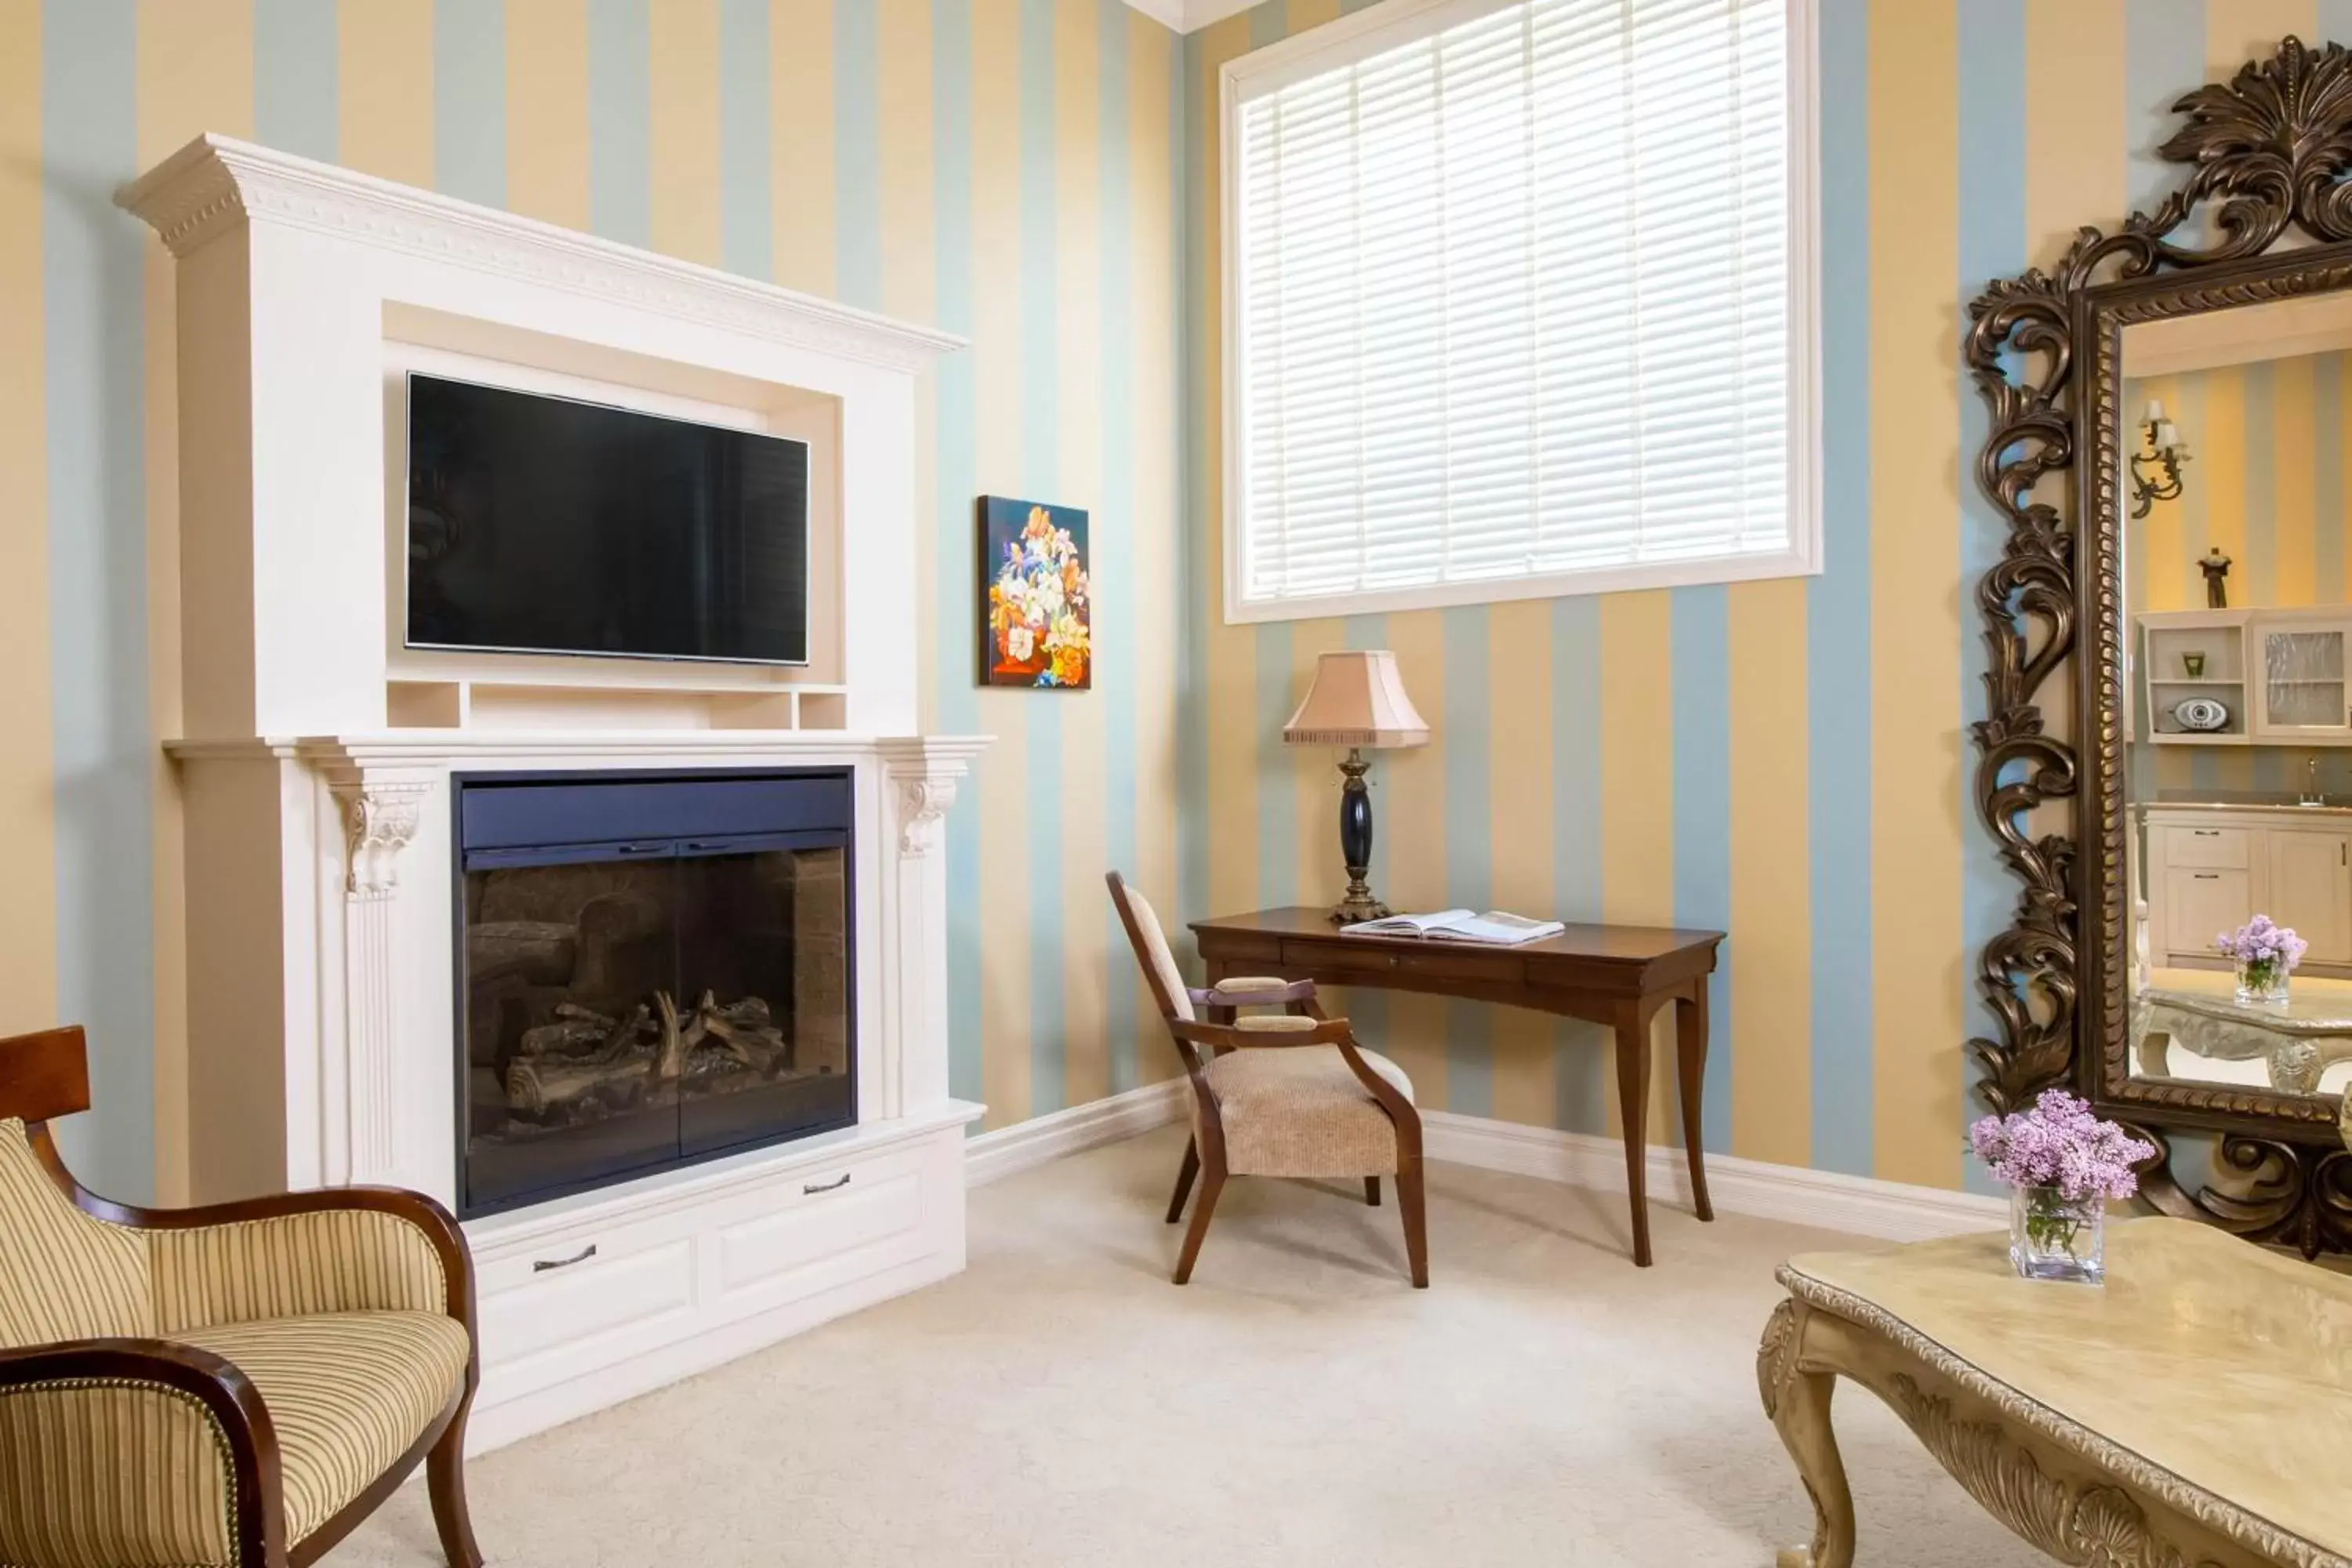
[[2138, 608, 2249, 745]]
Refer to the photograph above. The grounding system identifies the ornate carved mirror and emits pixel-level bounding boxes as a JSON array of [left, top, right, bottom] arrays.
[[1970, 36, 2352, 1258]]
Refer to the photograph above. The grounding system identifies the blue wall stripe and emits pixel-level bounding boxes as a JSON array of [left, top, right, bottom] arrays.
[[1956, 0, 2024, 1196], [43, 0, 150, 1201], [1551, 594, 1606, 1134], [1254, 621, 1295, 907], [2129, 1, 2206, 220], [1441, 604, 1491, 1116], [719, 0, 773, 281], [1100, 0, 1140, 1093], [434, 0, 505, 206], [586, 0, 650, 246], [1808, 0, 1871, 1178], [1669, 586, 1730, 1152], [933, 0, 985, 1112], [1020, 0, 1066, 1114], [834, 0, 881, 309], [2321, 356, 2344, 599], [254, 0, 337, 161]]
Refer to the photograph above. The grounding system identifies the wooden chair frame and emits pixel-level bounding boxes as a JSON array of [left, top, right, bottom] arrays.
[[1106, 873, 1428, 1287], [0, 1026, 483, 1568]]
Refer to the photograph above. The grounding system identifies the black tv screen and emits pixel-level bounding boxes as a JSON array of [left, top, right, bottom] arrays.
[[405, 373, 809, 665]]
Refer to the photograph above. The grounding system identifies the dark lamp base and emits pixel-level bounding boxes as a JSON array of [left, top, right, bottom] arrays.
[[1327, 748, 1392, 925]]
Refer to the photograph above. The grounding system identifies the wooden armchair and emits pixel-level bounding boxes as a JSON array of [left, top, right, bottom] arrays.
[[1106, 873, 1427, 1287], [0, 1026, 482, 1568]]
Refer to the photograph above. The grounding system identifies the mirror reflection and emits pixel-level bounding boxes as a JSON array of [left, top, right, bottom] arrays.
[[2125, 291, 2352, 1100]]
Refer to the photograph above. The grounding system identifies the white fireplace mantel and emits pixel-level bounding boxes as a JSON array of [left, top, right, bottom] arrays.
[[129, 135, 985, 1450]]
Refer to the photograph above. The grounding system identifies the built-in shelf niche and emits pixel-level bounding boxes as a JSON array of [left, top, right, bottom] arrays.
[[386, 673, 851, 731]]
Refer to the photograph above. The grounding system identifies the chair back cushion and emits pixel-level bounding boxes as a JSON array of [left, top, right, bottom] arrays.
[[0, 1119, 153, 1347], [1112, 881, 1194, 1022]]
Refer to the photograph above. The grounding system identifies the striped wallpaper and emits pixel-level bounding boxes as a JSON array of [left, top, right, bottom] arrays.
[[8, 0, 2349, 1204]]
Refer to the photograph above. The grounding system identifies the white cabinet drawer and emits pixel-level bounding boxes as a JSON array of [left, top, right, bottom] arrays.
[[2164, 824, 2249, 868], [2163, 866, 2251, 955]]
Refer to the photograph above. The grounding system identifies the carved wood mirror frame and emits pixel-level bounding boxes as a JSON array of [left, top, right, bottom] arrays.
[[1968, 36, 2352, 1258]]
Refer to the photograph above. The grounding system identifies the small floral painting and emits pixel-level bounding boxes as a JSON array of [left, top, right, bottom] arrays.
[[980, 496, 1091, 690]]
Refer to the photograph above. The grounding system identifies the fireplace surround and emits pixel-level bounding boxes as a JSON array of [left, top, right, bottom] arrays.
[[123, 134, 987, 1452]]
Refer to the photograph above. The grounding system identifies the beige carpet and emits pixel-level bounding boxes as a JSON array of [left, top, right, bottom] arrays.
[[335, 1127, 2043, 1566]]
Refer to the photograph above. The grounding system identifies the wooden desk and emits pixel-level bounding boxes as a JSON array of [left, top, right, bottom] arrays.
[[1189, 906, 1725, 1267]]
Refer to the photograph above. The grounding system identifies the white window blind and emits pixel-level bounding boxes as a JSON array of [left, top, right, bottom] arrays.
[[1225, 0, 1813, 620]]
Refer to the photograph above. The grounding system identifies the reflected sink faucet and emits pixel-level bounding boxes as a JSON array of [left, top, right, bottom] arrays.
[[2304, 757, 2327, 807]]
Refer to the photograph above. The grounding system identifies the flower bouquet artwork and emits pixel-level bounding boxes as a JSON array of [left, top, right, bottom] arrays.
[[2217, 913, 2305, 1004], [1969, 1089, 2156, 1284], [980, 496, 1091, 691]]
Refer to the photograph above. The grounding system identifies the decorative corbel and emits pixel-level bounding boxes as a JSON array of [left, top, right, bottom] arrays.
[[895, 778, 958, 858], [337, 782, 426, 898]]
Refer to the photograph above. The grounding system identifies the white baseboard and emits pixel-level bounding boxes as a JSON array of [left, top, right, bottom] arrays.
[[964, 1079, 1187, 1188], [1419, 1110, 2007, 1243], [959, 1085, 2003, 1243]]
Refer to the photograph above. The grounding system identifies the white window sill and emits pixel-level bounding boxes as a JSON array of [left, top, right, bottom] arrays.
[[1221, 544, 1823, 626]]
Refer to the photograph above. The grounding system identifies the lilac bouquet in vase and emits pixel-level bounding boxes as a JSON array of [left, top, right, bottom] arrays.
[[1969, 1090, 2157, 1283], [2218, 913, 2305, 1004]]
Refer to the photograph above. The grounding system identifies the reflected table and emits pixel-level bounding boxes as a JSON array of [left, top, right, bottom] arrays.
[[1760, 1219, 2352, 1568], [2131, 979, 2352, 1094]]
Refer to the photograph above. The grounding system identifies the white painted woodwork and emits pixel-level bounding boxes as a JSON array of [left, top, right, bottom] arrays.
[[122, 135, 987, 1450], [2142, 805, 2352, 978]]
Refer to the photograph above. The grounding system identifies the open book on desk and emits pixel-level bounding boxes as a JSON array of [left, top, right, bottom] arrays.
[[1339, 909, 1566, 946]]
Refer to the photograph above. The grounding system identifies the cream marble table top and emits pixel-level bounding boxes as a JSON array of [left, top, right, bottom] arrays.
[[1781, 1218, 2352, 1563]]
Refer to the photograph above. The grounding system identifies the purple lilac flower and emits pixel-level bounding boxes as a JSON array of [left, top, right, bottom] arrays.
[[1966, 1089, 2158, 1202], [2216, 913, 2307, 971]]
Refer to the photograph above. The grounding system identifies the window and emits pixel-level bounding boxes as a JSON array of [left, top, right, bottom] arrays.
[[1222, 0, 1818, 622]]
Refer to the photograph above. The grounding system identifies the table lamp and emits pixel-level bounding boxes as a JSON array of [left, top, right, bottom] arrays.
[[1283, 650, 1430, 924]]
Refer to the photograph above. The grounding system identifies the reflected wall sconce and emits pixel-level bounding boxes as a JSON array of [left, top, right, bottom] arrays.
[[2129, 398, 2191, 519]]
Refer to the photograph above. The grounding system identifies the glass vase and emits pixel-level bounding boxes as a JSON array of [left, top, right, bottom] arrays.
[[2009, 1185, 2105, 1283], [2236, 956, 2290, 1005]]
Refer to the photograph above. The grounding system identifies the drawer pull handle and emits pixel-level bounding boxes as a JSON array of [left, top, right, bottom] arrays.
[[532, 1244, 597, 1272], [2193, 873, 2220, 880], [803, 1173, 853, 1196], [2193, 829, 2220, 837]]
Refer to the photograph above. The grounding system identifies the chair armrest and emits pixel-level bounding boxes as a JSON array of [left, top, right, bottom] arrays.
[[139, 1187, 476, 1333], [0, 1338, 283, 1566], [1188, 977, 1318, 1011]]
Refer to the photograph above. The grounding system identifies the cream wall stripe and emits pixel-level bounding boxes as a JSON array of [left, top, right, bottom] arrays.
[[43, 0, 151, 1200], [1868, 0, 1961, 1190], [649, 0, 722, 267], [1599, 590, 1671, 1142], [1727, 578, 1809, 1167], [771, 0, 834, 298], [1377, 608, 1448, 1110], [2275, 355, 2318, 605], [0, 2, 53, 1069], [338, 0, 432, 187], [504, 0, 588, 228], [1440, 604, 1492, 1115]]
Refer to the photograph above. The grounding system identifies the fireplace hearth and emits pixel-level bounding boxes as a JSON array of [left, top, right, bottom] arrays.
[[455, 769, 856, 1215]]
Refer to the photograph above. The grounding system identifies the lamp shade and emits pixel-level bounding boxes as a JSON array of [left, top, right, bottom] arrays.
[[1282, 651, 1430, 749]]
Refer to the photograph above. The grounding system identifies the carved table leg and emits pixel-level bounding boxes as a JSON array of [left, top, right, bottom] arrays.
[[1759, 1301, 1856, 1568]]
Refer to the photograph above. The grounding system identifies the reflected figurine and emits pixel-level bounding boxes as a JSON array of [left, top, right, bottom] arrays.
[[2199, 546, 2232, 608]]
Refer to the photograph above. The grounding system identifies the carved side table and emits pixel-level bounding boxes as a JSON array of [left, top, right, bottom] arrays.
[[1758, 1219, 2352, 1568]]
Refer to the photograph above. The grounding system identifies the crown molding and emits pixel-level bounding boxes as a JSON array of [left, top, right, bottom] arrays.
[[1120, 0, 1261, 32], [116, 133, 966, 376]]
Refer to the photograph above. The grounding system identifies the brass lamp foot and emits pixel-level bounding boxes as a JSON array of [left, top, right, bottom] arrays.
[[1330, 882, 1392, 926]]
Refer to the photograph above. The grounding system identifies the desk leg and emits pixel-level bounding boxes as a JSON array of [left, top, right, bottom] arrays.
[[1612, 1000, 1653, 1268], [1675, 986, 1715, 1224]]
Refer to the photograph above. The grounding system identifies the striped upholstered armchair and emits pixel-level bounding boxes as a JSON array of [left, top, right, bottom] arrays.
[[0, 1026, 482, 1568]]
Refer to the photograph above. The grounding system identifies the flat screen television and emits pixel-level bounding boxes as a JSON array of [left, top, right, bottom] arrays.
[[405, 372, 810, 665]]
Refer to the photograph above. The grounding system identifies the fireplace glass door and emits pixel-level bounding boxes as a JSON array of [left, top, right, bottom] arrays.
[[456, 771, 855, 1215]]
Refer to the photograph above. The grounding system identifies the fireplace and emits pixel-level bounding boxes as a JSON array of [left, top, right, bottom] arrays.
[[453, 768, 857, 1216]]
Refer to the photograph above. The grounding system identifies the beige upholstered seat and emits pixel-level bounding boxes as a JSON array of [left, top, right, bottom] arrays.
[[1198, 1045, 1415, 1178], [0, 1022, 483, 1568], [1107, 871, 1428, 1286]]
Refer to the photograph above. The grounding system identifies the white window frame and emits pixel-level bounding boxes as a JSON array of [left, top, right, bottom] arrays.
[[1218, 0, 1823, 626]]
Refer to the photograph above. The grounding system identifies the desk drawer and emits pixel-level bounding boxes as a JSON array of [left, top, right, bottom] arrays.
[[1396, 949, 1523, 983], [2165, 825, 2249, 869], [1290, 938, 1401, 975]]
